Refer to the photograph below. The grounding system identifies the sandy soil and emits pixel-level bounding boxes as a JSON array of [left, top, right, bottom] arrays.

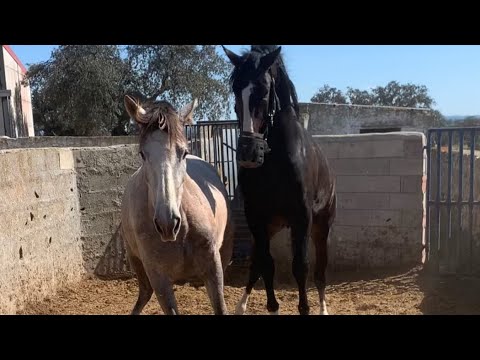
[[19, 266, 480, 315]]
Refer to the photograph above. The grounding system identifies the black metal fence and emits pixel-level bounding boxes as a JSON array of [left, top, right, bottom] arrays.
[[184, 120, 241, 207], [426, 127, 480, 274]]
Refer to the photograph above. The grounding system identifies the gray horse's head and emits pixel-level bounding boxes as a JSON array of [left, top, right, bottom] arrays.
[[124, 94, 198, 241]]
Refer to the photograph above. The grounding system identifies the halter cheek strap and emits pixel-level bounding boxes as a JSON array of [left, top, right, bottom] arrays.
[[262, 70, 280, 142]]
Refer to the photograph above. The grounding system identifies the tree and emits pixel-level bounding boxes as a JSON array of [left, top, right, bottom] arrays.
[[310, 85, 347, 104], [26, 45, 127, 136], [345, 87, 374, 105], [25, 45, 232, 136], [311, 81, 435, 109], [370, 81, 434, 108], [125, 45, 231, 122]]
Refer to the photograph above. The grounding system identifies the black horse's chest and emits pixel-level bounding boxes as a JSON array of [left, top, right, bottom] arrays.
[[239, 156, 303, 214]]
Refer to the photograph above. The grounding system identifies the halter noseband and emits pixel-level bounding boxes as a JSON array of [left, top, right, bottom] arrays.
[[236, 70, 280, 168]]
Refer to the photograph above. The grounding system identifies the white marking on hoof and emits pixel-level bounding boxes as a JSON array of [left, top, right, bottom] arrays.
[[268, 310, 279, 315], [320, 300, 329, 315], [235, 290, 250, 315]]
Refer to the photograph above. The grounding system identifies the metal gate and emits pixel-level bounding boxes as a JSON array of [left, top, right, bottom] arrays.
[[426, 127, 480, 274], [184, 120, 241, 207]]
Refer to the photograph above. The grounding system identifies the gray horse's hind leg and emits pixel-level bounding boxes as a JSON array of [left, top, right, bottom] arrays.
[[201, 251, 228, 315], [126, 247, 153, 315]]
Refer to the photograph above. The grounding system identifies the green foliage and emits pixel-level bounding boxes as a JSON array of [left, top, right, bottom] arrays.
[[311, 81, 435, 109], [26, 45, 127, 136], [25, 45, 232, 136]]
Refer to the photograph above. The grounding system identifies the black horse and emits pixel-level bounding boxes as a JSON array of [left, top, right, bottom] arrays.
[[223, 45, 336, 315]]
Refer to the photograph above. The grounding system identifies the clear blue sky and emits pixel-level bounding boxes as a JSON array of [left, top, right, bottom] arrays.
[[9, 45, 480, 117]]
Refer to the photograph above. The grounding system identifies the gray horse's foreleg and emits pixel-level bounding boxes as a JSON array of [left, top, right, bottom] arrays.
[[148, 272, 179, 315], [202, 251, 228, 315], [125, 239, 153, 315], [128, 255, 154, 315]]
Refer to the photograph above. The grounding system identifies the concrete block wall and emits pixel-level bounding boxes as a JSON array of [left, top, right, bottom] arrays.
[[299, 102, 442, 136], [0, 136, 138, 150], [73, 144, 141, 277], [269, 132, 427, 274], [0, 148, 84, 314]]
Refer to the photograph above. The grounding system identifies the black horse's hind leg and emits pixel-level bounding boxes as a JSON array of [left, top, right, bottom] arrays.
[[236, 223, 279, 315], [311, 214, 331, 315], [291, 213, 312, 315]]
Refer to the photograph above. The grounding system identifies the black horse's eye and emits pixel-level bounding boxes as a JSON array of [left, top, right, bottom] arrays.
[[139, 151, 145, 160]]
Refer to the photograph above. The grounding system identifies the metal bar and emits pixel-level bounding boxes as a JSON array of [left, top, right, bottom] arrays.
[[188, 126, 193, 154], [224, 125, 231, 200], [207, 125, 213, 165], [447, 131, 453, 271], [435, 130, 442, 271], [428, 200, 480, 206], [469, 130, 475, 272], [425, 131, 432, 264], [219, 125, 226, 194], [192, 126, 196, 155], [428, 126, 480, 132], [196, 125, 200, 156], [202, 124, 207, 161], [457, 130, 464, 272], [230, 123, 237, 199], [197, 120, 238, 125], [222, 142, 237, 152]]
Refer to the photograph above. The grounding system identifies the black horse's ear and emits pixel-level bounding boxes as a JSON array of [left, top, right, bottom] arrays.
[[222, 46, 243, 67], [260, 46, 281, 71]]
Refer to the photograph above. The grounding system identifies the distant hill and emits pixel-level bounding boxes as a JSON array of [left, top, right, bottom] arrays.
[[446, 115, 480, 121]]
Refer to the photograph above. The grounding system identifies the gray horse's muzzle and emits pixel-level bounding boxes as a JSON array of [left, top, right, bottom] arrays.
[[236, 132, 270, 168]]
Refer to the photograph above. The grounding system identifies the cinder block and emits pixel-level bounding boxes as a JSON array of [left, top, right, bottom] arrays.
[[338, 140, 404, 159], [59, 149, 74, 170], [317, 142, 340, 159], [330, 158, 390, 175], [338, 193, 390, 210], [390, 159, 424, 175], [44, 149, 61, 170], [404, 139, 425, 158], [336, 176, 400, 193], [401, 209, 424, 227], [330, 225, 358, 243], [390, 193, 423, 210], [400, 175, 423, 193], [357, 226, 419, 246], [336, 209, 401, 227]]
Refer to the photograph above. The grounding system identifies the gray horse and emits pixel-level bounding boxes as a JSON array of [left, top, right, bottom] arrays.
[[121, 94, 234, 315]]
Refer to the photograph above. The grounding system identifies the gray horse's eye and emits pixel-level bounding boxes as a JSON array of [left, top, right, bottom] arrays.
[[139, 151, 145, 161], [182, 149, 188, 160]]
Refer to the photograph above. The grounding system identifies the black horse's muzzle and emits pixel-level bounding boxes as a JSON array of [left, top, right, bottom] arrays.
[[236, 132, 270, 168]]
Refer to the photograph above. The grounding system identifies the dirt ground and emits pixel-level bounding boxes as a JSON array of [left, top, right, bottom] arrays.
[[19, 265, 480, 315]]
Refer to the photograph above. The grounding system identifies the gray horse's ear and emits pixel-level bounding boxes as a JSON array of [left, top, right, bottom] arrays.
[[180, 98, 198, 125], [222, 46, 243, 68], [124, 94, 148, 124]]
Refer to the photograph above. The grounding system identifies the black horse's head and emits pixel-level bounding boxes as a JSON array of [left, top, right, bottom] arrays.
[[223, 45, 282, 168]]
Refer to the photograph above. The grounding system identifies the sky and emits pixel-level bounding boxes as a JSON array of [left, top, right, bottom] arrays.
[[9, 45, 480, 117]]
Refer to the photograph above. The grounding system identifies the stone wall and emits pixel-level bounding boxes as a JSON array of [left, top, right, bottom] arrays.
[[0, 148, 84, 314], [299, 102, 440, 136], [269, 132, 427, 277]]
